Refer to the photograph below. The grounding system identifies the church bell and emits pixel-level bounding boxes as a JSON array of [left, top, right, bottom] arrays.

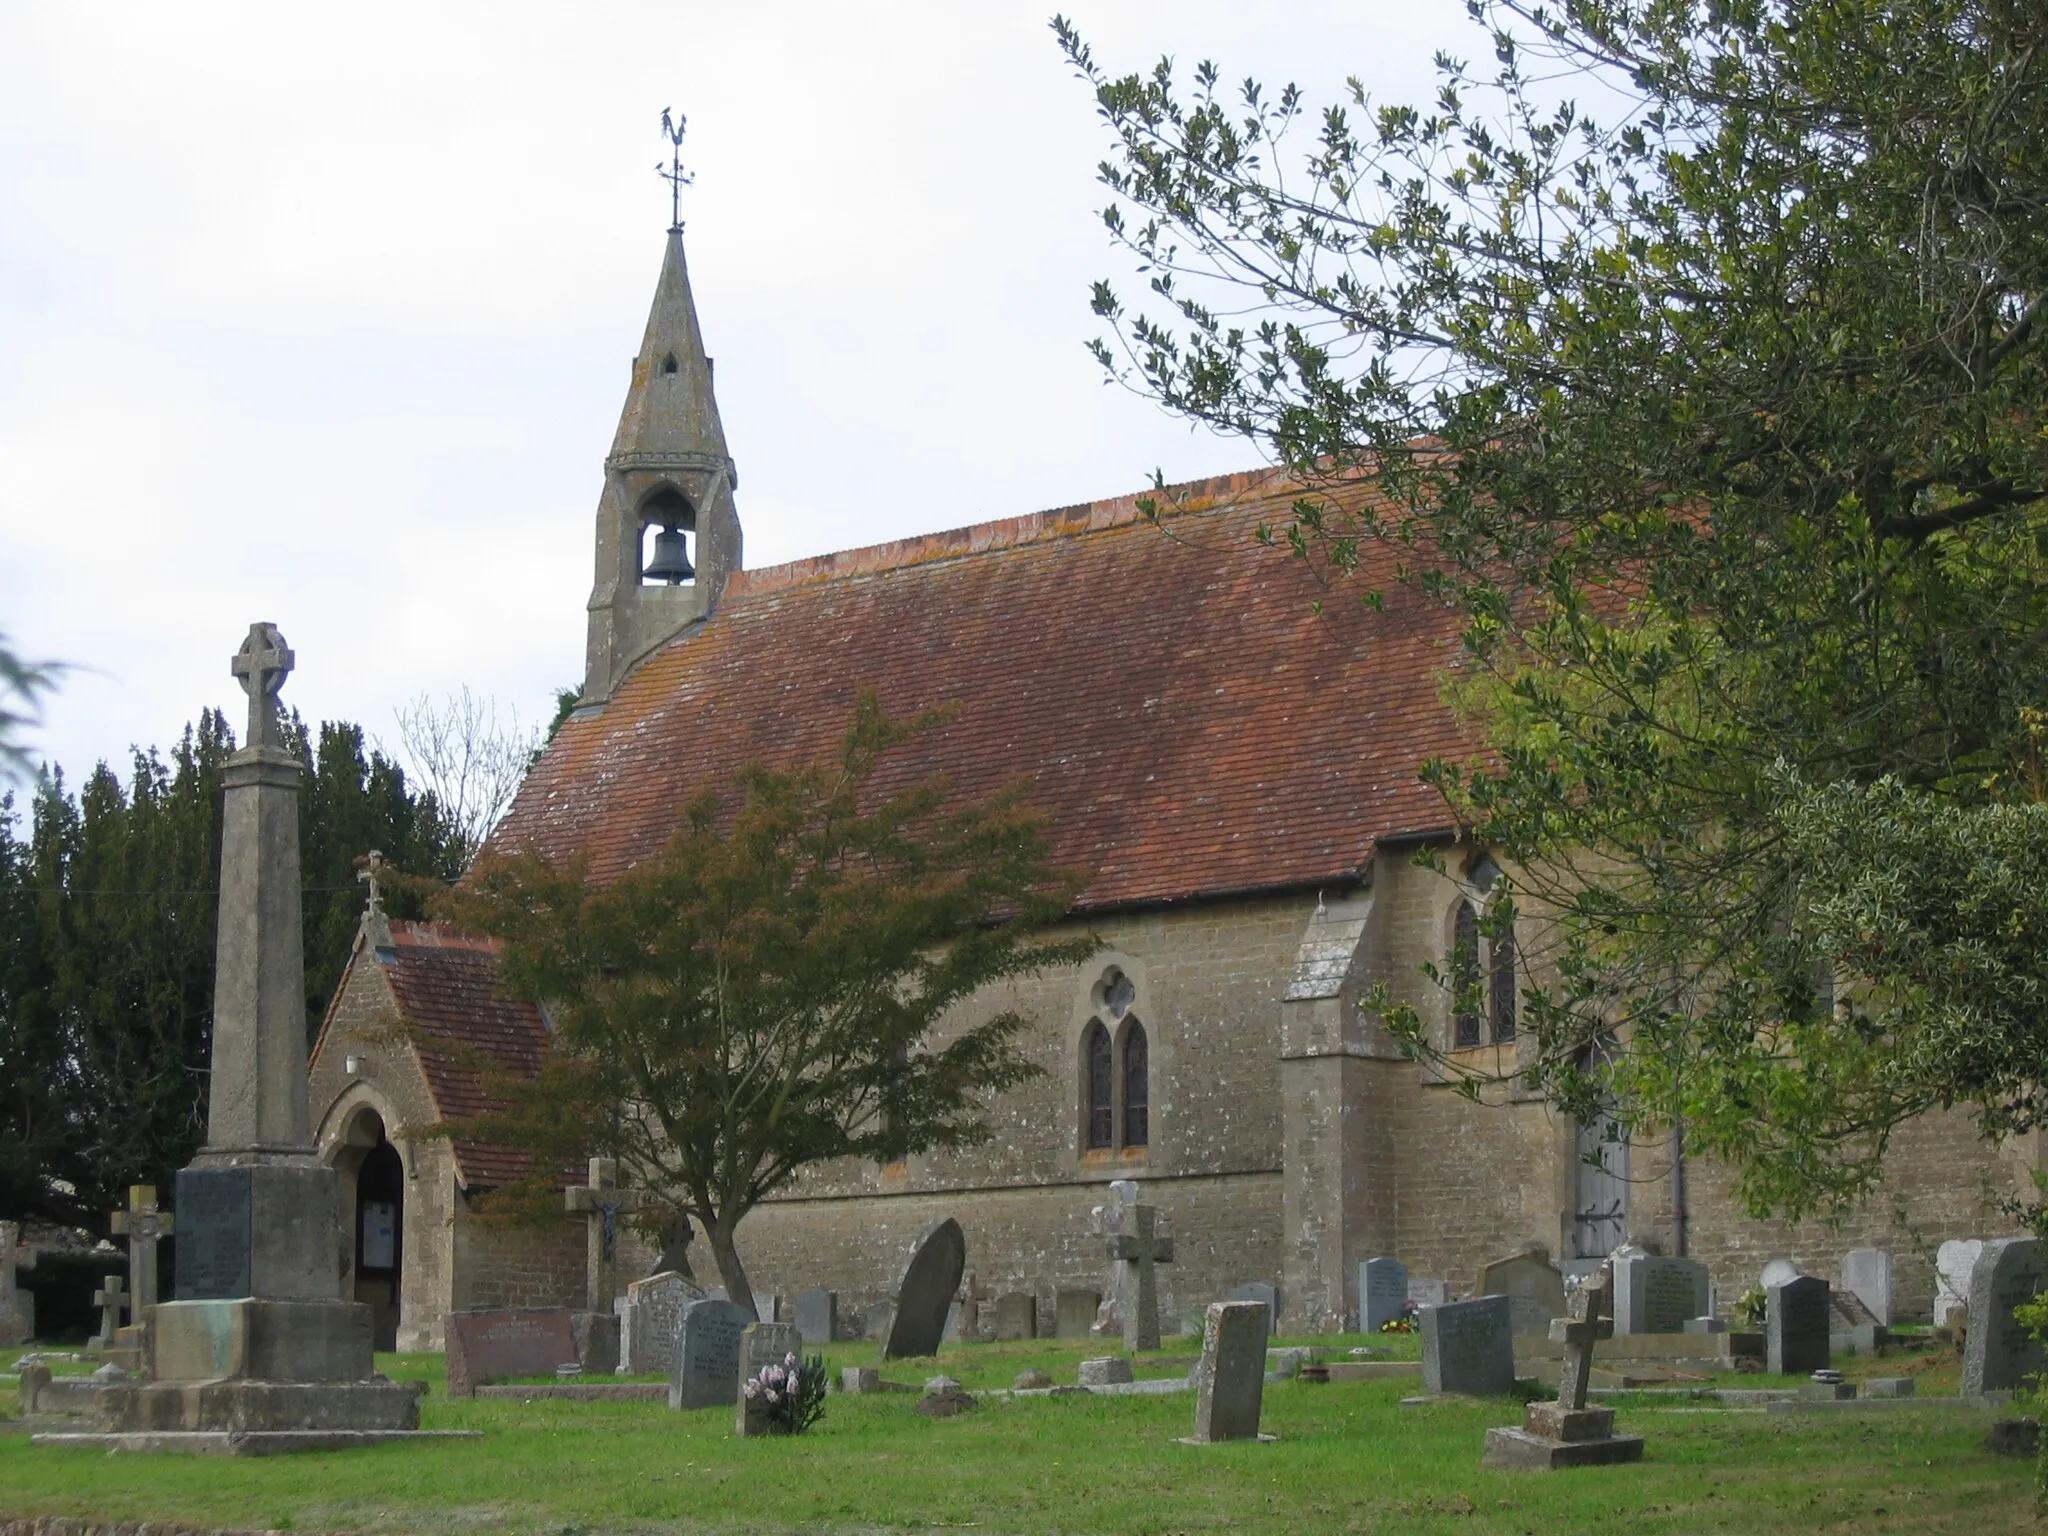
[[643, 524, 694, 584]]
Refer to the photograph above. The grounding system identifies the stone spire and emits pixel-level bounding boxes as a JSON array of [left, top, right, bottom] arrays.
[[584, 228, 743, 703]]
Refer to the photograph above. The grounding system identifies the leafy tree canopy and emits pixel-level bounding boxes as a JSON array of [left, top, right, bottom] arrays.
[[1061, 0, 2047, 1215]]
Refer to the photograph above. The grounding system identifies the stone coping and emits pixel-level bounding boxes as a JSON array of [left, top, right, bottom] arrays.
[[30, 1430, 480, 1457], [473, 1383, 665, 1402]]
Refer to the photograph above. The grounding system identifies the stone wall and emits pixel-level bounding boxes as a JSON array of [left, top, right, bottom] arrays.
[[450, 1194, 588, 1314]]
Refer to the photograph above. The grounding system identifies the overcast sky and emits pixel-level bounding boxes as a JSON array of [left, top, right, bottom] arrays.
[[1, 2, 1470, 788]]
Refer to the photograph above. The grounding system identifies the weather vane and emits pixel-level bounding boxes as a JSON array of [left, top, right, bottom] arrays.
[[658, 107, 694, 233]]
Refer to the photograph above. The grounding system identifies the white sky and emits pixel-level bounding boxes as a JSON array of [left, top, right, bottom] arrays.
[[0, 1, 1469, 787]]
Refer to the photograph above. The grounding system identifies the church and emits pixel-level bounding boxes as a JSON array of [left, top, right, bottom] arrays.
[[308, 223, 2031, 1352]]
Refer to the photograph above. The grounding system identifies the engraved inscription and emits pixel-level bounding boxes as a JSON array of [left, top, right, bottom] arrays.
[[175, 1167, 252, 1300]]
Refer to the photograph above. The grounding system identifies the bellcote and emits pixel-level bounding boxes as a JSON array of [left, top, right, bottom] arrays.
[[583, 228, 743, 703]]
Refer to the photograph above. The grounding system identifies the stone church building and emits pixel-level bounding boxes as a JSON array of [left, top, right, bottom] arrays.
[[309, 227, 2032, 1352]]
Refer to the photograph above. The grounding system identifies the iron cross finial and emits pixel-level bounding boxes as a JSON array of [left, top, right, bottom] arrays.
[[357, 849, 386, 918], [230, 622, 294, 751], [658, 107, 694, 233]]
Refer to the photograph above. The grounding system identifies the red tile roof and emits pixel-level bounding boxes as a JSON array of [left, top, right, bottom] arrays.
[[496, 467, 1472, 906]]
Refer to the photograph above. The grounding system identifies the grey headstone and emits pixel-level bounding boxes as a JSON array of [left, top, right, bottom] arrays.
[[1055, 1288, 1101, 1339], [668, 1298, 749, 1410], [992, 1291, 1036, 1343], [881, 1217, 966, 1360], [1962, 1237, 2046, 1398], [792, 1288, 837, 1350], [1079, 1356, 1134, 1386], [1227, 1282, 1281, 1330], [1760, 1258, 1803, 1291], [1190, 1300, 1269, 1442], [1936, 1239, 1984, 1328], [1408, 1276, 1451, 1309], [1612, 1253, 1709, 1335], [1478, 1252, 1567, 1338], [1360, 1257, 1408, 1334], [624, 1271, 702, 1375], [1767, 1275, 1831, 1376], [1841, 1248, 1892, 1326], [1421, 1295, 1516, 1397], [736, 1320, 800, 1436]]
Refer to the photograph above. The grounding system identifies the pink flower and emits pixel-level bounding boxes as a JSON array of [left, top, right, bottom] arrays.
[[765, 1388, 781, 1404], [743, 1380, 759, 1400]]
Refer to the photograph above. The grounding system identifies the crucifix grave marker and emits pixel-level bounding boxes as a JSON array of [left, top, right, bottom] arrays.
[[92, 1274, 128, 1349], [110, 1183, 174, 1312], [1, 1222, 37, 1345], [565, 1157, 649, 1312], [1106, 1203, 1174, 1352]]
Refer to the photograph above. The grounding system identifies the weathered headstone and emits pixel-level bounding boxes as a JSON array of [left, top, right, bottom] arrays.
[[1962, 1237, 2046, 1398], [1079, 1356, 1134, 1386], [1227, 1282, 1281, 1330], [110, 1184, 174, 1313], [880, 1217, 966, 1360], [668, 1297, 749, 1409], [1937, 1239, 1985, 1328], [1841, 1248, 1892, 1326], [1483, 1263, 1644, 1469], [1107, 1204, 1174, 1351], [736, 1320, 800, 1437], [792, 1288, 838, 1350], [1612, 1253, 1709, 1334], [91, 1275, 128, 1350], [0, 1222, 36, 1347], [1055, 1288, 1101, 1339], [947, 1271, 990, 1342], [1408, 1276, 1451, 1309], [1360, 1257, 1409, 1334], [1766, 1275, 1831, 1376], [1186, 1300, 1272, 1443], [1421, 1295, 1516, 1397], [624, 1270, 704, 1375], [992, 1291, 1037, 1342], [1479, 1251, 1568, 1337], [445, 1307, 579, 1397]]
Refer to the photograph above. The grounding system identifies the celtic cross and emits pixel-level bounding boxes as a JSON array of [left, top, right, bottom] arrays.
[[230, 622, 294, 751]]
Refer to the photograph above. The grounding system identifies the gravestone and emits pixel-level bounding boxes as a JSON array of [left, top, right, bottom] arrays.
[[445, 1307, 579, 1397], [1962, 1237, 2046, 1398], [1055, 1288, 1101, 1339], [1079, 1356, 1134, 1386], [736, 1320, 800, 1437], [91, 1275, 128, 1350], [668, 1298, 749, 1409], [110, 1184, 173, 1313], [1937, 1239, 1986, 1328], [947, 1271, 990, 1342], [880, 1217, 966, 1359], [1612, 1253, 1709, 1334], [0, 1222, 36, 1347], [1421, 1295, 1516, 1397], [623, 1270, 704, 1375], [793, 1288, 838, 1350], [1484, 1263, 1644, 1469], [1227, 1282, 1282, 1330], [992, 1291, 1036, 1342], [1760, 1258, 1802, 1291], [1185, 1300, 1272, 1444], [1766, 1275, 1831, 1376], [1408, 1276, 1451, 1309], [1107, 1204, 1174, 1351], [1360, 1257, 1409, 1334], [1089, 1181, 1143, 1337], [1841, 1248, 1892, 1326], [1479, 1251, 1567, 1337]]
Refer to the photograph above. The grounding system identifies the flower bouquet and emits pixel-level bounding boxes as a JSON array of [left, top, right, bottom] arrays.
[[741, 1351, 829, 1434]]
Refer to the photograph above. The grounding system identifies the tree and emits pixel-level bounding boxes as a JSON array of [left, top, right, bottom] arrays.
[[0, 630, 60, 781], [393, 688, 541, 865], [1061, 0, 2047, 1216], [438, 696, 1092, 1317]]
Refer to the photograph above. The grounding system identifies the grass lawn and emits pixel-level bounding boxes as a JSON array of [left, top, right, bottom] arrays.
[[1, 1338, 2033, 1535]]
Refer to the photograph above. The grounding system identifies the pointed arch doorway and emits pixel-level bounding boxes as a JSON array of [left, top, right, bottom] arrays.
[[342, 1108, 405, 1351]]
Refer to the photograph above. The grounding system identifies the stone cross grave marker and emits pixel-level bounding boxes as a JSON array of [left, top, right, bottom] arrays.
[[110, 1183, 173, 1313], [1555, 1269, 1614, 1412], [1479, 1251, 1567, 1337], [993, 1291, 1037, 1342], [1361, 1256, 1408, 1334], [1841, 1248, 1892, 1327], [1422, 1295, 1516, 1397], [92, 1274, 128, 1350], [1936, 1239, 1984, 1328], [1613, 1253, 1709, 1335], [624, 1270, 703, 1375], [881, 1216, 967, 1359], [1185, 1299, 1274, 1444], [1483, 1263, 1645, 1469], [793, 1288, 837, 1350], [565, 1157, 649, 1315], [736, 1319, 800, 1437], [1055, 1288, 1101, 1339], [669, 1297, 749, 1409], [1106, 1203, 1174, 1352], [1962, 1237, 2046, 1398], [0, 1221, 36, 1346], [1767, 1274, 1831, 1376]]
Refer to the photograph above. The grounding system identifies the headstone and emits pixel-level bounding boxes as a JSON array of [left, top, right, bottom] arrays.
[[1841, 1248, 1892, 1326], [1106, 1204, 1174, 1351], [736, 1320, 800, 1436], [1089, 1181, 1142, 1337], [947, 1271, 990, 1342], [0, 1223, 36, 1347], [1421, 1295, 1516, 1397], [1187, 1300, 1271, 1443], [1055, 1288, 1101, 1339], [445, 1307, 579, 1397], [1760, 1258, 1802, 1290], [1360, 1257, 1409, 1334], [624, 1270, 704, 1375], [792, 1288, 838, 1350], [1612, 1253, 1709, 1334], [1014, 1367, 1053, 1390], [992, 1291, 1037, 1343], [841, 1366, 879, 1394], [1479, 1251, 1567, 1337], [1936, 1239, 1985, 1328], [1079, 1356, 1134, 1386], [1766, 1275, 1831, 1376], [669, 1297, 749, 1410], [881, 1217, 966, 1359], [1227, 1282, 1281, 1330], [1482, 1263, 1645, 1469], [109, 1184, 174, 1313], [1408, 1276, 1450, 1309], [571, 1309, 620, 1375], [1962, 1237, 2046, 1398], [91, 1275, 128, 1350]]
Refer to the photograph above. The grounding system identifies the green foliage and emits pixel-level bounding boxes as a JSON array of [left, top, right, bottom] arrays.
[[1062, 1, 2048, 1216], [0, 631, 60, 782], [743, 1350, 829, 1434], [439, 695, 1093, 1316]]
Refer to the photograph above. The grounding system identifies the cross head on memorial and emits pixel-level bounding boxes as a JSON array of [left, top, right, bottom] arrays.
[[230, 622, 295, 752], [1550, 1264, 1616, 1411], [1106, 1203, 1175, 1352], [110, 1183, 174, 1312], [357, 849, 388, 918], [566, 1157, 649, 1312], [92, 1273, 128, 1347]]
